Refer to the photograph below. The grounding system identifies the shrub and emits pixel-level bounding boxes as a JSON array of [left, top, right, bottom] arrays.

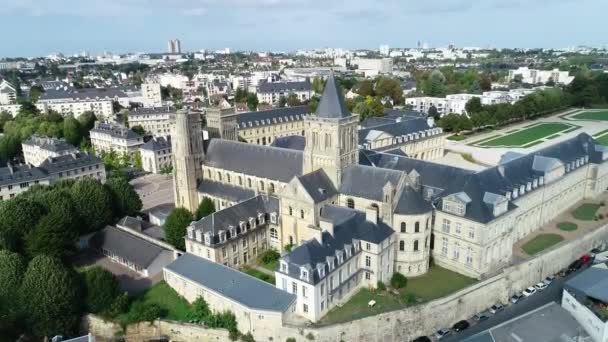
[[128, 302, 166, 323], [241, 332, 255, 342], [376, 281, 386, 292], [284, 244, 294, 252], [107, 292, 130, 318], [306, 332, 315, 340], [82, 266, 122, 314], [599, 214, 605, 220], [259, 250, 280, 265], [390, 273, 407, 289], [286, 338, 296, 342], [402, 293, 417, 304]]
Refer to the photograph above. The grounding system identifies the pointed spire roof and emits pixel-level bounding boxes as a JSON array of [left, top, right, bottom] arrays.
[[315, 72, 351, 119]]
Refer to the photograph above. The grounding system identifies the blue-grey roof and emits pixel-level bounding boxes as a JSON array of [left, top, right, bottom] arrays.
[[565, 267, 608, 303], [130, 106, 175, 115], [271, 135, 306, 151], [91, 121, 143, 140], [340, 165, 403, 201], [22, 134, 77, 153], [315, 73, 351, 119], [394, 186, 433, 215], [165, 253, 296, 312], [90, 226, 171, 268], [280, 205, 393, 285], [40, 87, 127, 101], [0, 164, 48, 186], [198, 179, 256, 203], [141, 136, 171, 152], [204, 140, 303, 183], [38, 152, 103, 174], [236, 106, 308, 129], [296, 169, 338, 203], [257, 81, 311, 93]]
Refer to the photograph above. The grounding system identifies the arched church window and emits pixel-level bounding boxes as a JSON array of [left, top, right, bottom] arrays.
[[400, 222, 406, 233]]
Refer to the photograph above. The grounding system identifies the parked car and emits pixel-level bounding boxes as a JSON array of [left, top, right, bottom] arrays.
[[580, 254, 592, 264], [489, 304, 504, 314], [568, 259, 584, 272], [543, 275, 556, 285], [534, 282, 548, 291], [590, 248, 601, 257], [473, 313, 490, 321], [511, 293, 523, 304], [523, 287, 537, 297], [452, 320, 470, 332], [435, 328, 451, 339], [412, 336, 431, 342]]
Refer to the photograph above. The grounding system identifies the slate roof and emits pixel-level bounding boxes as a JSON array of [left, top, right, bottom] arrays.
[[204, 139, 303, 183], [358, 118, 434, 144], [130, 106, 175, 115], [91, 121, 143, 140], [236, 106, 308, 128], [280, 205, 393, 285], [0, 164, 48, 186], [197, 179, 256, 203], [565, 267, 608, 303], [189, 195, 279, 245], [315, 73, 351, 119], [394, 186, 433, 215], [40, 87, 127, 101], [90, 226, 170, 269], [296, 169, 338, 203], [340, 165, 403, 201], [38, 153, 103, 174], [141, 136, 171, 152], [257, 81, 311, 93], [165, 253, 296, 312], [271, 135, 306, 151], [22, 134, 77, 153]]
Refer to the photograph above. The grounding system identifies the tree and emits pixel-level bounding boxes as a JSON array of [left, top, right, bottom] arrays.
[[20, 255, 83, 338], [312, 77, 325, 94], [246, 93, 259, 111], [131, 125, 146, 136], [424, 70, 447, 97], [286, 93, 301, 107], [0, 250, 25, 306], [479, 74, 492, 91], [70, 178, 113, 234], [165, 208, 193, 250], [160, 164, 173, 175], [29, 85, 44, 103], [195, 197, 216, 220], [113, 100, 123, 114], [132, 150, 143, 171], [63, 116, 83, 146], [0, 197, 46, 252], [78, 111, 97, 134], [278, 96, 287, 108], [188, 297, 212, 322], [357, 80, 375, 97], [25, 209, 79, 260], [465, 97, 483, 114], [375, 77, 403, 104], [428, 105, 439, 120], [82, 267, 122, 314], [390, 273, 407, 289], [0, 111, 11, 133], [105, 176, 142, 217]]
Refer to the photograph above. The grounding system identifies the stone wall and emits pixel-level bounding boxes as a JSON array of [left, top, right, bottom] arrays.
[[85, 223, 608, 342]]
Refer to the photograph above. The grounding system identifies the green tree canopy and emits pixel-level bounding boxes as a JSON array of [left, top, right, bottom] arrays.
[[131, 125, 146, 136], [20, 255, 83, 338], [25, 209, 79, 260], [63, 116, 83, 146], [375, 77, 403, 105], [0, 197, 46, 252], [82, 266, 122, 314], [286, 93, 302, 107], [105, 176, 143, 218], [70, 178, 114, 234], [0, 250, 25, 306], [165, 208, 193, 250], [78, 111, 97, 133], [195, 197, 216, 220], [424, 69, 447, 97], [465, 97, 483, 114]]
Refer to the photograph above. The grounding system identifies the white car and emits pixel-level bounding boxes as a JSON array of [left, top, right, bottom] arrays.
[[543, 275, 555, 286], [534, 282, 548, 291], [523, 287, 537, 297]]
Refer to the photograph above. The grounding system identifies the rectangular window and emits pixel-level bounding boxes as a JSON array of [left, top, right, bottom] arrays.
[[320, 284, 325, 296], [442, 219, 451, 233], [303, 304, 308, 313], [365, 272, 370, 280], [292, 282, 298, 295], [455, 222, 462, 234], [321, 301, 324, 310], [282, 278, 287, 290], [366, 243, 371, 250], [441, 238, 448, 256], [302, 286, 307, 298], [232, 244, 237, 252], [466, 247, 473, 265], [468, 228, 475, 239], [365, 256, 371, 267]]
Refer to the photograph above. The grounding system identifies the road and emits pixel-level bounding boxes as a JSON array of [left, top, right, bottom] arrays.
[[441, 268, 584, 342]]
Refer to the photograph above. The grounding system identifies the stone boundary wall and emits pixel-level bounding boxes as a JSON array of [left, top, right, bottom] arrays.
[[85, 224, 608, 342]]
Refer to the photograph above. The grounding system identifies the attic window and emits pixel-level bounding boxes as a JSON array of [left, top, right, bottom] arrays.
[[300, 269, 309, 281], [280, 261, 288, 273]]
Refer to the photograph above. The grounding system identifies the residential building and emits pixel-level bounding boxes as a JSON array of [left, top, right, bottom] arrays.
[[22, 135, 79, 166], [141, 82, 163, 107], [36, 88, 126, 118], [352, 57, 393, 76], [236, 106, 308, 145], [168, 39, 182, 54], [140, 136, 172, 174], [205, 107, 238, 140], [256, 81, 312, 105], [90, 225, 176, 277], [0, 80, 17, 105], [90, 121, 144, 155], [185, 195, 276, 267], [163, 253, 296, 334], [127, 106, 175, 137], [508, 67, 574, 85], [0, 152, 105, 201], [562, 267, 608, 342]]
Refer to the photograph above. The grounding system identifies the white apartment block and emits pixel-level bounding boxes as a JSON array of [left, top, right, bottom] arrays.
[[90, 121, 144, 155], [22, 135, 79, 167], [36, 99, 114, 118], [127, 106, 174, 137], [352, 57, 393, 76], [256, 81, 313, 105], [141, 83, 163, 107], [508, 67, 574, 85], [140, 136, 172, 174], [0, 80, 17, 105]]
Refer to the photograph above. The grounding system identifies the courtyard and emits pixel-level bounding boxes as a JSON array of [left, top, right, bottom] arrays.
[[474, 122, 577, 148]]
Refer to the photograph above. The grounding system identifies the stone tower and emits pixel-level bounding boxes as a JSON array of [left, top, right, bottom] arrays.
[[303, 73, 359, 188], [172, 109, 204, 213]]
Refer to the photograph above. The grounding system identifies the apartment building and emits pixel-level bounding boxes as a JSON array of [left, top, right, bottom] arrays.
[[127, 106, 175, 137], [22, 135, 79, 166], [140, 136, 172, 174], [509, 67, 574, 85], [90, 121, 144, 155], [256, 81, 312, 105]]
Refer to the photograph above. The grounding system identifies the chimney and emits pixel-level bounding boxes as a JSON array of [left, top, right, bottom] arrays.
[[365, 206, 378, 224]]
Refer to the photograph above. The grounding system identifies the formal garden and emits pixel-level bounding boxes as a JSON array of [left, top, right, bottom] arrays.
[[522, 233, 565, 255], [474, 122, 576, 147], [571, 110, 608, 121], [572, 203, 601, 221], [557, 222, 578, 231]]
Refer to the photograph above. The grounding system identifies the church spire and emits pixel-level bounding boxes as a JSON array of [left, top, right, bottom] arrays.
[[315, 72, 351, 119]]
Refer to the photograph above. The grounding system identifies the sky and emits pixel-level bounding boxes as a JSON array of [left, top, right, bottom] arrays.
[[0, 0, 606, 57]]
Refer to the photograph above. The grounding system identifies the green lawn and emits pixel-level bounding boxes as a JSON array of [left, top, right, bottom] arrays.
[[319, 288, 406, 325], [241, 266, 275, 284], [118, 281, 191, 323], [572, 110, 608, 121], [593, 129, 608, 137], [448, 134, 467, 141], [557, 222, 578, 231], [572, 203, 601, 221], [479, 123, 573, 147], [404, 265, 477, 302], [522, 234, 564, 255], [596, 134, 608, 146], [260, 259, 279, 272]]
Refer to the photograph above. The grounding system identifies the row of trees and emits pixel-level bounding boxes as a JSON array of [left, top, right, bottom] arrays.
[[414, 67, 496, 97], [0, 103, 97, 161], [234, 88, 259, 111]]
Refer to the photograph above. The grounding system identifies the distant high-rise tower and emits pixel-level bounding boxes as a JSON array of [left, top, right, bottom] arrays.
[[380, 44, 390, 56], [302, 73, 359, 188], [167, 39, 182, 54], [172, 110, 204, 213]]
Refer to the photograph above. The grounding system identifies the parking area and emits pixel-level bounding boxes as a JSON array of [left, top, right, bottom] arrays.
[[130, 173, 175, 211], [73, 250, 162, 295]]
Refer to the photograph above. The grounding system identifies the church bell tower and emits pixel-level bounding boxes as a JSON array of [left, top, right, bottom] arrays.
[[172, 109, 204, 213]]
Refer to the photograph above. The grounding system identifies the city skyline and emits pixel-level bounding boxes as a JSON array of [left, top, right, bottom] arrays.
[[0, 0, 606, 57]]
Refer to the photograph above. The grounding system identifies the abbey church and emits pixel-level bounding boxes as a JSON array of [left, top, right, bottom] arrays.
[[171, 74, 608, 322]]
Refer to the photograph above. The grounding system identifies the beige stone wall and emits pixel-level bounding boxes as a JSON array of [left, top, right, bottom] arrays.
[[240, 120, 305, 145]]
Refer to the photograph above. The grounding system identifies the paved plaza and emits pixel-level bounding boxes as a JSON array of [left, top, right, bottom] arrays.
[[130, 173, 175, 211]]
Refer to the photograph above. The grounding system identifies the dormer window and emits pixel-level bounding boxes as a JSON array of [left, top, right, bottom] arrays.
[[195, 230, 203, 242], [204, 233, 211, 245], [513, 189, 519, 199], [258, 213, 265, 224], [249, 217, 256, 228], [519, 185, 525, 195], [231, 227, 237, 238], [526, 182, 531, 191], [533, 179, 538, 188], [300, 268, 309, 281], [219, 231, 226, 243], [270, 213, 277, 224], [187, 226, 194, 239], [539, 176, 545, 185], [280, 261, 288, 273], [318, 267, 325, 278], [239, 222, 246, 232]]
